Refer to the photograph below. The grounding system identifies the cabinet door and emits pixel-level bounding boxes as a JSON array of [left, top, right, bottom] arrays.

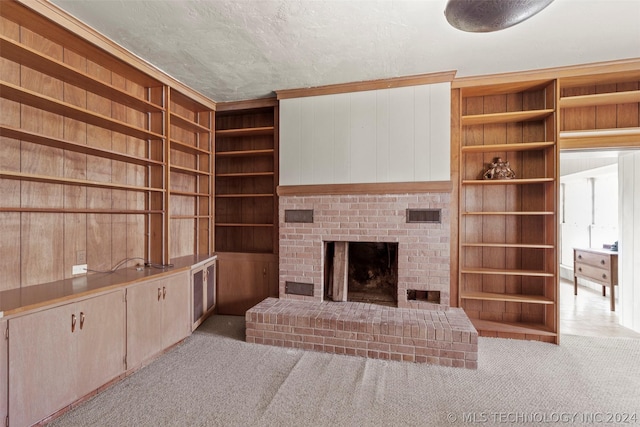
[[76, 291, 126, 398], [9, 304, 76, 427], [192, 267, 205, 324], [162, 271, 190, 349], [217, 259, 269, 315], [126, 279, 163, 369], [1, 320, 7, 424], [206, 261, 216, 311]]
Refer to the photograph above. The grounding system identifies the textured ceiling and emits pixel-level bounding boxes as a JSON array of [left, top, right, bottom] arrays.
[[50, 0, 640, 103]]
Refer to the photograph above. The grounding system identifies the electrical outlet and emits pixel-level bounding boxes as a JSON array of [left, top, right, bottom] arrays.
[[72, 264, 87, 275], [76, 250, 86, 265]]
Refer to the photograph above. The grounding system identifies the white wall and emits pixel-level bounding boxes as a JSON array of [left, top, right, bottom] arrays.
[[619, 151, 640, 333], [279, 82, 450, 186], [560, 166, 618, 279]]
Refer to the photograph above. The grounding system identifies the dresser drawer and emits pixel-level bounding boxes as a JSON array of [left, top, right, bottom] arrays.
[[575, 262, 612, 285], [574, 250, 611, 269]]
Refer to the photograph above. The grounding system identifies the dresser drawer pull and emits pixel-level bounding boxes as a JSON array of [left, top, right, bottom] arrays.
[[602, 274, 607, 279], [578, 254, 582, 259], [578, 267, 582, 272], [601, 259, 605, 265]]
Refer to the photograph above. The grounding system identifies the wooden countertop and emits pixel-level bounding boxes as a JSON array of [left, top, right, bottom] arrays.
[[0, 254, 216, 319]]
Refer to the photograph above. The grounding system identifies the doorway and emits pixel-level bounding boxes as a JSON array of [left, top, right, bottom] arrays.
[[559, 150, 640, 338]]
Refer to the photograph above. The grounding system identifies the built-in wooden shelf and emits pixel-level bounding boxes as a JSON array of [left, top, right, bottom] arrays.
[[461, 267, 554, 277], [169, 112, 211, 133], [170, 190, 210, 197], [170, 164, 211, 176], [0, 35, 164, 113], [0, 171, 164, 193], [460, 141, 555, 153], [462, 178, 554, 185], [470, 318, 558, 337], [461, 109, 554, 126], [215, 193, 274, 198], [216, 172, 274, 178], [456, 79, 554, 97], [461, 291, 554, 304], [559, 90, 640, 108], [0, 208, 162, 214], [215, 126, 274, 137], [558, 69, 640, 88], [215, 223, 274, 227], [461, 243, 554, 249], [216, 149, 274, 157], [463, 211, 555, 216], [170, 215, 212, 220], [215, 101, 278, 261], [1, 82, 163, 141], [559, 127, 640, 149], [0, 126, 163, 167], [170, 139, 210, 155]]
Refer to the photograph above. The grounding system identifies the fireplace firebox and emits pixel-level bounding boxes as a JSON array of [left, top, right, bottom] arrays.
[[324, 241, 398, 307]]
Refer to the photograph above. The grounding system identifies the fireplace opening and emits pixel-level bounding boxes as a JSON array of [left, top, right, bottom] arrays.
[[324, 241, 398, 307]]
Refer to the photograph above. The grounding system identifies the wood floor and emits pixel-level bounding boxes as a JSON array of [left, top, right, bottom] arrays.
[[560, 278, 640, 338]]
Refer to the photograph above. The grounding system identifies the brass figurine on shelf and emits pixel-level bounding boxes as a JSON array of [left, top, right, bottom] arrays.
[[483, 157, 516, 180]]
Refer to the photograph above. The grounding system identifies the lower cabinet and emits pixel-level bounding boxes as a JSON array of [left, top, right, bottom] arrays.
[[217, 252, 278, 315], [8, 290, 125, 427], [192, 257, 217, 330], [1, 319, 7, 426], [126, 270, 190, 369]]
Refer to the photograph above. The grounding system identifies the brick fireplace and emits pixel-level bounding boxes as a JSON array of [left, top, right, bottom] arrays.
[[246, 191, 478, 368], [279, 192, 451, 307]]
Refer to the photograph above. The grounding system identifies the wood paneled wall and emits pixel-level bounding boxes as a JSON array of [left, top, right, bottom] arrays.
[[279, 82, 451, 186], [0, 17, 151, 291]]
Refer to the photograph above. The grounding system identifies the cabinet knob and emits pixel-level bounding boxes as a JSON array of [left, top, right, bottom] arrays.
[[601, 259, 605, 265], [578, 267, 582, 272], [163, 286, 167, 300], [80, 312, 85, 330], [602, 274, 607, 279], [578, 254, 582, 259], [158, 288, 162, 301], [71, 314, 77, 333]]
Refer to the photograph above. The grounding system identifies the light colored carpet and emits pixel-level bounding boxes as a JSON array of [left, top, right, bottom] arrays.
[[50, 315, 640, 426]]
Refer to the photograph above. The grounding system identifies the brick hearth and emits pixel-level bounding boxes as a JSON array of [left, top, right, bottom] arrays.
[[246, 298, 478, 368]]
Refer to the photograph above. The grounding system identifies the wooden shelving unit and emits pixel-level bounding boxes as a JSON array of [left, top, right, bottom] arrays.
[[558, 70, 640, 150], [214, 98, 279, 315], [214, 100, 278, 254], [0, 1, 216, 290], [167, 89, 214, 260], [457, 80, 559, 343]]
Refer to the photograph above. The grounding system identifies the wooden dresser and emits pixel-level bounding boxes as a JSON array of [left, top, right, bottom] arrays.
[[573, 248, 619, 311]]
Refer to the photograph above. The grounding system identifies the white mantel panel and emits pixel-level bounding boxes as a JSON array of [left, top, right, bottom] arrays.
[[279, 82, 451, 186], [388, 86, 416, 182], [429, 83, 452, 181], [310, 95, 334, 185], [350, 90, 378, 184], [375, 90, 391, 182], [414, 85, 431, 181], [333, 94, 351, 184], [279, 98, 301, 186]]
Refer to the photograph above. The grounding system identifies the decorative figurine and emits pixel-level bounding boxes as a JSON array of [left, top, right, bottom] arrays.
[[483, 157, 516, 180]]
